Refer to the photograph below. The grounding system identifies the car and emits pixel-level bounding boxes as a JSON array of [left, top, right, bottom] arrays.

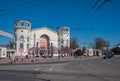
[[103, 53, 114, 59]]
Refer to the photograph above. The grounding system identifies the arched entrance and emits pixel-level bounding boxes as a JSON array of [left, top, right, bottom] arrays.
[[40, 35, 49, 48], [38, 34, 50, 57]]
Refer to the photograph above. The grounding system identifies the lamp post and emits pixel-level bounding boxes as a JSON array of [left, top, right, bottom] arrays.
[[33, 33, 36, 62]]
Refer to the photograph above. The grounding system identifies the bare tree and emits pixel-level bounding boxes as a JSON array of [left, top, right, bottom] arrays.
[[94, 37, 109, 49], [70, 37, 79, 50], [6, 41, 14, 49], [94, 37, 110, 54], [111, 43, 120, 55], [28, 45, 58, 58]]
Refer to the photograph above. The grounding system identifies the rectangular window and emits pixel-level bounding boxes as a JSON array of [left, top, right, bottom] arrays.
[[27, 37, 29, 42], [61, 39, 64, 44], [20, 43, 23, 48], [14, 43, 16, 49], [20, 22, 25, 26], [66, 39, 69, 44], [0, 49, 1, 53], [14, 36, 17, 41], [27, 44, 29, 48]]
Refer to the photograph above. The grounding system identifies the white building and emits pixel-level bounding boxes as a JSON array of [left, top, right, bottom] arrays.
[[0, 47, 6, 58], [86, 48, 94, 56], [78, 47, 102, 56], [14, 20, 70, 57]]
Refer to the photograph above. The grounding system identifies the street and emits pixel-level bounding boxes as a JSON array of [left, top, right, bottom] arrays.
[[0, 56, 120, 81]]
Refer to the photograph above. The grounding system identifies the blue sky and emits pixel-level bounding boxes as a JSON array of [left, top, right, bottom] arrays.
[[0, 0, 120, 48]]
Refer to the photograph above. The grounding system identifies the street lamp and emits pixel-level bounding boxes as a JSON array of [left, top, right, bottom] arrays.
[[32, 33, 36, 62]]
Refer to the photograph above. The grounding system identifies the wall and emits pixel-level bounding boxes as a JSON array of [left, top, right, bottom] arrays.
[[0, 47, 6, 58]]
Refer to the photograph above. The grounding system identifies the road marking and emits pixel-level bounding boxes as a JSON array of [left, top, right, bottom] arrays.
[[49, 64, 56, 71], [34, 67, 39, 71]]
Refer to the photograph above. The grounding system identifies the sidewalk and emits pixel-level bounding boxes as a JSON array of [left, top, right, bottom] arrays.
[[0, 56, 98, 64]]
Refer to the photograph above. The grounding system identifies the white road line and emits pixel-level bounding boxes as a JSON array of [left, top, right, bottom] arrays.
[[34, 67, 39, 71], [49, 64, 56, 71]]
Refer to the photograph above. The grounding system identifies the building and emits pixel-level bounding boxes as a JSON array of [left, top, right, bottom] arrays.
[[85, 48, 103, 56], [86, 48, 94, 56], [76, 47, 102, 56], [0, 47, 6, 58], [14, 20, 70, 57]]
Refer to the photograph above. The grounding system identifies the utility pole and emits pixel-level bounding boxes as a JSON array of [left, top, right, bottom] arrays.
[[33, 33, 36, 62]]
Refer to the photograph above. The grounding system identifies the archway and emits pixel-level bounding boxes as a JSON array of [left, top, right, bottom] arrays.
[[38, 34, 50, 57]]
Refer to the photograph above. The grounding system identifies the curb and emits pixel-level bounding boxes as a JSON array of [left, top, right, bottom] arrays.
[[0, 56, 98, 65]]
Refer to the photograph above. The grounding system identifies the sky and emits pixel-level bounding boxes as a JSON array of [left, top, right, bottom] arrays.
[[0, 0, 120, 48]]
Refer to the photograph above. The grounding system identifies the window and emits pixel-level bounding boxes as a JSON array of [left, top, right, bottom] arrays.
[[0, 49, 1, 54], [66, 39, 69, 44], [20, 35, 24, 40], [20, 43, 23, 48], [20, 22, 25, 26], [15, 43, 16, 49], [3, 50, 5, 56], [65, 29, 69, 32], [15, 36, 17, 41], [27, 44, 29, 48], [28, 23, 29, 27], [61, 39, 64, 44], [27, 37, 29, 42]]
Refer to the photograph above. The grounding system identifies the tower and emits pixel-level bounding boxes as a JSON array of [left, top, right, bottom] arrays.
[[14, 20, 31, 56], [57, 26, 70, 49]]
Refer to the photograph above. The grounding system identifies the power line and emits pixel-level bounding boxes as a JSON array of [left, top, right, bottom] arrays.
[[96, 0, 113, 11], [0, 0, 57, 16], [0, 0, 37, 13], [91, 0, 101, 11], [80, 0, 114, 27], [90, 0, 114, 18]]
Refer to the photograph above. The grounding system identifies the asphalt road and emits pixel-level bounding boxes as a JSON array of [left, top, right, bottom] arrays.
[[0, 56, 120, 81]]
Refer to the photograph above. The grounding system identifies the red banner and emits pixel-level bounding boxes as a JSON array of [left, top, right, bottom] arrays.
[[0, 30, 13, 38]]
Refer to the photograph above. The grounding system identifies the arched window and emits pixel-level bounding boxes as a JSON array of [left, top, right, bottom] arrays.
[[19, 35, 24, 42], [20, 35, 24, 40]]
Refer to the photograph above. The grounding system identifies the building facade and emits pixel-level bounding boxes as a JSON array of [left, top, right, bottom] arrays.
[[14, 20, 70, 57], [0, 47, 6, 58]]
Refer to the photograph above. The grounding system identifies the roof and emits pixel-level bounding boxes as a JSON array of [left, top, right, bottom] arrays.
[[31, 27, 57, 34]]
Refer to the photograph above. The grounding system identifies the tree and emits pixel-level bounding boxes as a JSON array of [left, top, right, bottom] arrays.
[[111, 43, 120, 55], [94, 37, 109, 49], [6, 41, 14, 49], [94, 37, 110, 54], [70, 37, 79, 49], [28, 45, 58, 58], [82, 46, 86, 56], [74, 49, 83, 56], [116, 43, 120, 47], [111, 47, 120, 55]]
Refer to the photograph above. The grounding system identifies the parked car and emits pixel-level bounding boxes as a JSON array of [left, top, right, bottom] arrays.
[[103, 53, 114, 59]]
